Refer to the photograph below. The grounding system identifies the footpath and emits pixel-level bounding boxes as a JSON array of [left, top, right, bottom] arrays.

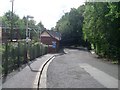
[[2, 54, 54, 88]]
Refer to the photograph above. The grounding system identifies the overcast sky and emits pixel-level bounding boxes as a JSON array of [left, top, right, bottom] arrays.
[[0, 0, 85, 29]]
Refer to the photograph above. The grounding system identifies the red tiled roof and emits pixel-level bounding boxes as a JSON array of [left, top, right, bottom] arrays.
[[41, 30, 61, 41]]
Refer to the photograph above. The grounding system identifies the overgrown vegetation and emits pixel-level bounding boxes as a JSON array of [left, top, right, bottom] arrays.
[[55, 2, 120, 61], [2, 41, 48, 76], [1, 11, 45, 39], [83, 2, 120, 61], [1, 11, 48, 76], [55, 8, 84, 46]]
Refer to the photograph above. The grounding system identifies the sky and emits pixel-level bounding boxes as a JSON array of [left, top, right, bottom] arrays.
[[0, 0, 85, 29]]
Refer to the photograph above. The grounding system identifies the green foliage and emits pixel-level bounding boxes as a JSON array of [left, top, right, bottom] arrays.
[[55, 7, 84, 46], [37, 21, 45, 31], [1, 11, 48, 76], [55, 2, 119, 61], [2, 41, 48, 76], [2, 11, 19, 27], [82, 2, 120, 61], [1, 11, 46, 39]]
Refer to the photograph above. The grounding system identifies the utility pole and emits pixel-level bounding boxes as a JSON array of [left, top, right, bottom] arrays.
[[10, 0, 14, 42], [25, 15, 33, 63], [26, 16, 28, 43], [26, 15, 34, 43]]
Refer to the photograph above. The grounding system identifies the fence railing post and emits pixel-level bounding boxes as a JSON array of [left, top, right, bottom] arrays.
[[17, 41, 20, 68], [4, 42, 8, 76]]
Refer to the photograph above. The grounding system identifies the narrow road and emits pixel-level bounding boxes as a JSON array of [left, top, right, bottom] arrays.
[[47, 48, 118, 88]]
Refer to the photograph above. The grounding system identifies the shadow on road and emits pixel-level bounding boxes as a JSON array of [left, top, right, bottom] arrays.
[[55, 48, 68, 57], [27, 63, 40, 72], [64, 46, 89, 52]]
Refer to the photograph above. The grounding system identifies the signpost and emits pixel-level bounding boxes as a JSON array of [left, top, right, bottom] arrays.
[[52, 41, 56, 48]]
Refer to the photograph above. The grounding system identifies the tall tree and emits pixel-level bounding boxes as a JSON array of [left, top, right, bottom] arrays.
[[55, 8, 84, 46], [82, 2, 120, 60], [37, 21, 45, 31]]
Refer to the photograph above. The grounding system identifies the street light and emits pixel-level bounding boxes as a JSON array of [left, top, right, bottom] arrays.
[[25, 15, 34, 63], [10, 0, 14, 42], [26, 15, 34, 43]]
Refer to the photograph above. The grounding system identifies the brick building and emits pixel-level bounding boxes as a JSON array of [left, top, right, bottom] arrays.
[[40, 30, 61, 53]]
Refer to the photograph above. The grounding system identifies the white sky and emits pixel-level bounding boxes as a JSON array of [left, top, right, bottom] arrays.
[[0, 0, 85, 29]]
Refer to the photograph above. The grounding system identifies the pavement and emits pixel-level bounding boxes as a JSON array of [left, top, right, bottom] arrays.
[[47, 48, 119, 89], [2, 54, 55, 88]]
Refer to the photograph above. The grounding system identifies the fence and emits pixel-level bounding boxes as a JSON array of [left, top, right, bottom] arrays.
[[2, 40, 48, 77]]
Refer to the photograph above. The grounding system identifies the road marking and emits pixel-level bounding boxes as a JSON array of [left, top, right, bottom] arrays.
[[32, 55, 55, 88], [79, 63, 118, 88], [39, 56, 55, 88]]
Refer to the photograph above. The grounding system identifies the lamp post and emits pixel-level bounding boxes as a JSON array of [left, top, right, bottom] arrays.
[[25, 15, 33, 63], [26, 15, 34, 43], [10, 0, 14, 42]]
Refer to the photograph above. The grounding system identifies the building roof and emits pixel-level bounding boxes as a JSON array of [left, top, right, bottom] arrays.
[[41, 30, 61, 41]]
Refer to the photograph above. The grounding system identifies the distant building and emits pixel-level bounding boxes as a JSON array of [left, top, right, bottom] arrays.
[[1, 27, 21, 43], [40, 30, 61, 53]]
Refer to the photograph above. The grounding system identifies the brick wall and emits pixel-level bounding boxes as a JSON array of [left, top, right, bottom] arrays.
[[41, 36, 59, 53]]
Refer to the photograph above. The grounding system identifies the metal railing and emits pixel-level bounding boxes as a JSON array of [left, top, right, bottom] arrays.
[[2, 40, 48, 77]]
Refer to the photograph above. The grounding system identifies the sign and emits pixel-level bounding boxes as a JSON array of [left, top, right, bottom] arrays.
[[52, 41, 56, 48]]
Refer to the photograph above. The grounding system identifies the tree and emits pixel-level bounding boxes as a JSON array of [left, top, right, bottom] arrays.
[[82, 2, 120, 60], [1, 11, 45, 39], [55, 7, 84, 46], [37, 21, 45, 31]]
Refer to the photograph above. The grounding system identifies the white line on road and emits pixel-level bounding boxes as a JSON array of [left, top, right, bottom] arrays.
[[79, 63, 118, 88], [32, 55, 55, 88], [39, 56, 55, 88]]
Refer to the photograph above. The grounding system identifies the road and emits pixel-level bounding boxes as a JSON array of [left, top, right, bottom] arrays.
[[47, 48, 118, 88]]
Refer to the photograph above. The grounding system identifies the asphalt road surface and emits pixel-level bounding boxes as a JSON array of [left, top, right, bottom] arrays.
[[47, 48, 118, 88]]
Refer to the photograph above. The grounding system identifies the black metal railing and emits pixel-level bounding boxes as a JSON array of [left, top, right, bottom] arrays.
[[2, 40, 48, 77]]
